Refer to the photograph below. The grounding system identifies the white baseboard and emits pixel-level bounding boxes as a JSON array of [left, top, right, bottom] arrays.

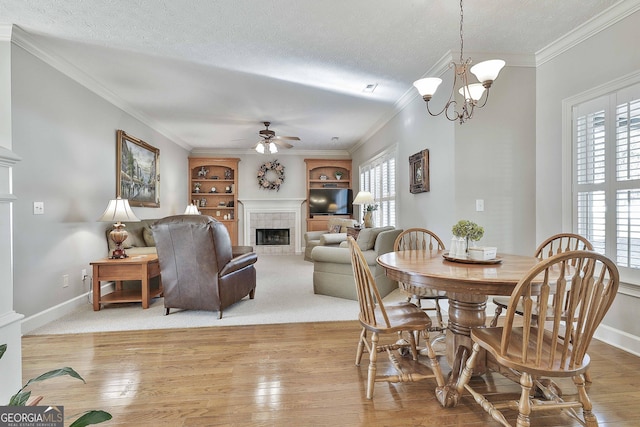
[[593, 324, 640, 357], [21, 283, 113, 335]]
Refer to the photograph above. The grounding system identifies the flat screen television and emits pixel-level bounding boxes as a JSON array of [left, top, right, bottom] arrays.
[[309, 188, 353, 215]]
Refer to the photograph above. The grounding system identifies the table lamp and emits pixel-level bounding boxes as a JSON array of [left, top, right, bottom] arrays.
[[98, 197, 140, 259], [184, 204, 200, 215], [352, 191, 375, 227]]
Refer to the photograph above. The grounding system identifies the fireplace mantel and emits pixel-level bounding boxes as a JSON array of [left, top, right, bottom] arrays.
[[240, 198, 305, 254]]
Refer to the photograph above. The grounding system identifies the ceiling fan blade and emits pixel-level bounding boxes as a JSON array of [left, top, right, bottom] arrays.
[[275, 136, 300, 141], [274, 140, 294, 149]]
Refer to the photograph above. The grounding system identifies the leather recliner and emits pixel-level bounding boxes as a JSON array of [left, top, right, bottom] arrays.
[[152, 215, 257, 319]]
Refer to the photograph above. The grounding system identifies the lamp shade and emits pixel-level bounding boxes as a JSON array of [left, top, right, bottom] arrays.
[[184, 204, 200, 215], [268, 142, 278, 153], [97, 197, 140, 223], [458, 83, 486, 102], [470, 59, 505, 85], [413, 77, 443, 98], [352, 191, 374, 205]]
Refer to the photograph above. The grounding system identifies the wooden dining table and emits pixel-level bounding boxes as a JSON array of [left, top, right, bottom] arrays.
[[377, 249, 540, 408]]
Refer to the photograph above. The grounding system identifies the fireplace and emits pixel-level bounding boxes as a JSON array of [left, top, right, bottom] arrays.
[[241, 198, 305, 255], [256, 228, 290, 246]]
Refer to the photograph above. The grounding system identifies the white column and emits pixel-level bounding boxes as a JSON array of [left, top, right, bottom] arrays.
[[0, 24, 24, 404]]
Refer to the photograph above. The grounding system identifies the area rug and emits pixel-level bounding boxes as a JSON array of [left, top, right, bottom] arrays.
[[27, 254, 405, 335]]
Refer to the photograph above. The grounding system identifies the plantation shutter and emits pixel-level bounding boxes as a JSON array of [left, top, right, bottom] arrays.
[[573, 83, 640, 278], [359, 147, 397, 227]]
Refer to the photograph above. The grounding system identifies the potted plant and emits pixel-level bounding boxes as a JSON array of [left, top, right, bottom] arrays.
[[452, 220, 484, 254], [1, 343, 111, 427], [334, 170, 344, 180]]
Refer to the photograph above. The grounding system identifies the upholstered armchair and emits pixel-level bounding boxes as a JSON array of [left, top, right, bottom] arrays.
[[152, 215, 257, 319], [303, 217, 358, 261], [310, 227, 402, 300]]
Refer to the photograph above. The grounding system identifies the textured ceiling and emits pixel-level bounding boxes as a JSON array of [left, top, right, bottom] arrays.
[[0, 0, 626, 152]]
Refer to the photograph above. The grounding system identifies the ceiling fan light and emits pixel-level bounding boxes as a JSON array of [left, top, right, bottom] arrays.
[[268, 142, 278, 154], [413, 77, 443, 99], [255, 142, 265, 154], [470, 59, 505, 87]]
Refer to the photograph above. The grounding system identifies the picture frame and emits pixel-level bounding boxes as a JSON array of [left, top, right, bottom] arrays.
[[116, 130, 160, 207], [409, 149, 429, 194]]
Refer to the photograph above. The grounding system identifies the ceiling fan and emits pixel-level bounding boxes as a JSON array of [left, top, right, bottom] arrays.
[[254, 122, 300, 154]]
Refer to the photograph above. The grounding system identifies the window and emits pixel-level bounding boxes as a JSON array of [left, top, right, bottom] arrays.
[[573, 82, 640, 283], [359, 146, 397, 228]]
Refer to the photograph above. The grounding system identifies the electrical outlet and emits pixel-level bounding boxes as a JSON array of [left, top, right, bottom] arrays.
[[63, 274, 69, 288], [33, 202, 44, 215], [81, 269, 87, 281]]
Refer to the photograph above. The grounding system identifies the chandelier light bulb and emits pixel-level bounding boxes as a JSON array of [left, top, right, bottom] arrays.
[[255, 142, 265, 154], [269, 142, 278, 154]]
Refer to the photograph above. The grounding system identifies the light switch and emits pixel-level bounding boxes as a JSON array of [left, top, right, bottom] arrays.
[[475, 199, 484, 212], [33, 202, 44, 215]]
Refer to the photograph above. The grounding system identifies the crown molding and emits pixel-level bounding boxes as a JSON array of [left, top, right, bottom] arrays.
[[0, 24, 12, 41], [10, 25, 193, 151], [536, 0, 640, 66], [189, 147, 351, 157]]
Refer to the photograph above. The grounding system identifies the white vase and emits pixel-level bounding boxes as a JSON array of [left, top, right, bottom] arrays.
[[450, 236, 459, 257], [458, 237, 467, 258]]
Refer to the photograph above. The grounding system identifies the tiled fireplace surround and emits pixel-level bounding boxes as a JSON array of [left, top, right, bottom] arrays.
[[241, 199, 305, 255]]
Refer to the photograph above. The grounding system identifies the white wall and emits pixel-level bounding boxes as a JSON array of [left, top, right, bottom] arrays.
[[11, 44, 189, 320], [536, 8, 640, 348]]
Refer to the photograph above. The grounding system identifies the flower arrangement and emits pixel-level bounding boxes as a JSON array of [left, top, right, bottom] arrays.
[[257, 159, 285, 191], [452, 220, 484, 241], [365, 203, 378, 212]]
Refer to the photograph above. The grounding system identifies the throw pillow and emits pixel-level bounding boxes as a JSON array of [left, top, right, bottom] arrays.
[[355, 227, 392, 251], [329, 224, 342, 233], [355, 228, 377, 251], [143, 226, 156, 247], [327, 217, 356, 233], [123, 228, 147, 248]]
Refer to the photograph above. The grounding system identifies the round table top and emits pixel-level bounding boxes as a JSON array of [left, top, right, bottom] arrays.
[[377, 250, 540, 296]]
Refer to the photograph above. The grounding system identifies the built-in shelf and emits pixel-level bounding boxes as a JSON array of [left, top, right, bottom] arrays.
[[189, 157, 240, 244]]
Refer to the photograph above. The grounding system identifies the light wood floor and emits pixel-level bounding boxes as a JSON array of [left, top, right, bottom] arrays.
[[22, 321, 640, 426]]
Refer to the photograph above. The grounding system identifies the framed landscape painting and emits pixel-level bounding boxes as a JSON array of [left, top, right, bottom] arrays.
[[116, 130, 160, 207], [409, 149, 429, 194]]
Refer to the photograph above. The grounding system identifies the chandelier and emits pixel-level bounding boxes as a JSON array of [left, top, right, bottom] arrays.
[[413, 0, 505, 124], [255, 141, 278, 154]]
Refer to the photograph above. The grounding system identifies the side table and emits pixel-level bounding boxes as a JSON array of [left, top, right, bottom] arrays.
[[347, 227, 362, 240], [90, 254, 163, 311]]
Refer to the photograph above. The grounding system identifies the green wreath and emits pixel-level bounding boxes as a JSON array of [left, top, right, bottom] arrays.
[[257, 159, 285, 191]]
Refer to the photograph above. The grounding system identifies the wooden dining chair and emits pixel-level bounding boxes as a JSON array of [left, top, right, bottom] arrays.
[[460, 250, 619, 427], [489, 233, 594, 328], [393, 228, 448, 330], [347, 237, 446, 399]]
